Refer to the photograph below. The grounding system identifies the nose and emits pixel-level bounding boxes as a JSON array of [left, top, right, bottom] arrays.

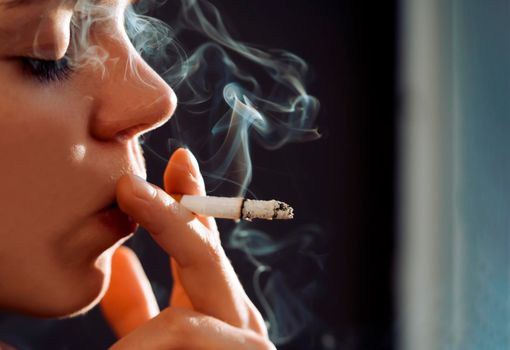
[[89, 50, 177, 141]]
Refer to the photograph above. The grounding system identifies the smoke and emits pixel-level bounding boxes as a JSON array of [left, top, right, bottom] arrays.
[[229, 223, 326, 344], [64, 0, 322, 345], [122, 0, 320, 196], [67, 1, 117, 77], [123, 0, 323, 345]]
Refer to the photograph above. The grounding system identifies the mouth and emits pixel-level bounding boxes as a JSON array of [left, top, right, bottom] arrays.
[[97, 200, 137, 238], [95, 140, 146, 240], [102, 201, 119, 211], [131, 139, 147, 179]]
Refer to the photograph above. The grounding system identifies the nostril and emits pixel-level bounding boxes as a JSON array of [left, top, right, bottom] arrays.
[[115, 124, 151, 142]]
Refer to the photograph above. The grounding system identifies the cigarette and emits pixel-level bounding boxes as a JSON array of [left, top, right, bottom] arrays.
[[171, 194, 294, 221]]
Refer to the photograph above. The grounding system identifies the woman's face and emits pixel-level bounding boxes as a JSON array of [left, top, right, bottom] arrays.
[[0, 0, 176, 317]]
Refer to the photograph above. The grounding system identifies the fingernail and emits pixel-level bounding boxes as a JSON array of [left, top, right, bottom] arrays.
[[131, 175, 157, 201]]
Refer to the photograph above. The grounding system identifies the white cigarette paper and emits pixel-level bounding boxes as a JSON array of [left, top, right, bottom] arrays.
[[176, 195, 294, 221]]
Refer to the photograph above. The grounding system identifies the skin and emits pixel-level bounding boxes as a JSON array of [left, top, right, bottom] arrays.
[[0, 0, 174, 317], [0, 0, 274, 348]]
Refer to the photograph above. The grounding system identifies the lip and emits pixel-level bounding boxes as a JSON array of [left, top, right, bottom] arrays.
[[93, 139, 145, 239], [131, 140, 147, 179], [97, 204, 138, 238]]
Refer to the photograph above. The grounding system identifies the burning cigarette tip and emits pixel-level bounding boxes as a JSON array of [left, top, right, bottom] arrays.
[[241, 199, 294, 221]]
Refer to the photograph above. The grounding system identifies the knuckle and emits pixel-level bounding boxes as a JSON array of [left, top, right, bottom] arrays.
[[158, 308, 181, 332], [157, 308, 198, 347], [160, 308, 207, 333]]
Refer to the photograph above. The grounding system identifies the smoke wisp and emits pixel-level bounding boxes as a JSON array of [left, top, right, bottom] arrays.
[[124, 0, 323, 345]]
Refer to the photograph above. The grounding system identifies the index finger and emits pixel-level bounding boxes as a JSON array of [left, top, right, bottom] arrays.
[[116, 175, 251, 329]]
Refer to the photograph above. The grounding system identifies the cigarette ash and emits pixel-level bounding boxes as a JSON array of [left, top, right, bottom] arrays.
[[241, 199, 294, 221]]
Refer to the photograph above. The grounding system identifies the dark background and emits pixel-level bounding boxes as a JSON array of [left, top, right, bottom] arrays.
[[0, 0, 397, 349]]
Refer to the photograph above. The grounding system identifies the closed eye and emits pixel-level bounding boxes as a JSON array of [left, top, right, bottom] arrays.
[[20, 56, 73, 83]]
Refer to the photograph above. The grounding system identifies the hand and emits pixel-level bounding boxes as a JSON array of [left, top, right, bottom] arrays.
[[100, 148, 275, 350]]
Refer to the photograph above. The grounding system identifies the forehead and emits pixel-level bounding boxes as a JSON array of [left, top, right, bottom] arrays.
[[0, 0, 130, 56]]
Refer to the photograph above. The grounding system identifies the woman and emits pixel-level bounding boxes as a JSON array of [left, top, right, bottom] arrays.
[[0, 0, 275, 348]]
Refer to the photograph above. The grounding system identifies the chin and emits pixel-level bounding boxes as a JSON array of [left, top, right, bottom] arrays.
[[60, 254, 113, 319], [19, 247, 115, 319], [57, 246, 118, 319]]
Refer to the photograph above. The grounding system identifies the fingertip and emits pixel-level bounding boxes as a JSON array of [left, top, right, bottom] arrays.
[[171, 147, 191, 164], [116, 174, 136, 201], [112, 245, 137, 265], [164, 148, 192, 185], [115, 175, 136, 215], [164, 148, 205, 195], [115, 175, 158, 223]]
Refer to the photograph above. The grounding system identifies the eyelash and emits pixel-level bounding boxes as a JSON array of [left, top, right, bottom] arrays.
[[20, 56, 73, 84]]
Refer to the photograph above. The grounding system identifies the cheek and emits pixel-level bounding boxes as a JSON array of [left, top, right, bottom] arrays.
[[0, 79, 113, 315], [0, 95, 87, 242]]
